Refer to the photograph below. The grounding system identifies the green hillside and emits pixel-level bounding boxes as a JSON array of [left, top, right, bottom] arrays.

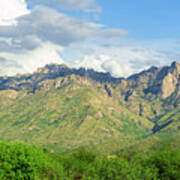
[[0, 80, 152, 151], [0, 62, 180, 153]]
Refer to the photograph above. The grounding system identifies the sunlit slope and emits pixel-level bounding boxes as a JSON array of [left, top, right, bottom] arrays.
[[0, 81, 153, 148]]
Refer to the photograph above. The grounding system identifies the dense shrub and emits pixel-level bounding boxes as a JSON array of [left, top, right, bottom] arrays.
[[0, 143, 179, 180], [84, 156, 158, 180], [0, 143, 51, 179], [149, 149, 180, 180], [59, 148, 97, 179]]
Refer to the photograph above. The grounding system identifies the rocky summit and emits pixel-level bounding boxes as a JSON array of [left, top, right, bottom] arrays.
[[0, 61, 180, 151]]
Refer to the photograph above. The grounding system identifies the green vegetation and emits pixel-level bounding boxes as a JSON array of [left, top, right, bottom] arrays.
[[0, 142, 179, 180], [0, 63, 180, 179], [0, 63, 180, 154], [0, 82, 152, 151], [0, 143, 50, 179]]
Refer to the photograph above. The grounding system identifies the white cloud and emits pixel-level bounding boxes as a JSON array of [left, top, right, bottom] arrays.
[[102, 60, 133, 77], [0, 43, 64, 75], [73, 54, 134, 77], [73, 55, 107, 72], [71, 47, 176, 77], [0, 57, 22, 75], [0, 5, 127, 52], [0, 0, 29, 26], [0, 42, 178, 77]]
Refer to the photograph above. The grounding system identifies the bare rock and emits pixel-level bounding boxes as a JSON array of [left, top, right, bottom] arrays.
[[161, 72, 178, 98]]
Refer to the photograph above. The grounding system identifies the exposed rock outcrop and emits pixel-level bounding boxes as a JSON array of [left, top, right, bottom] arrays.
[[1, 61, 180, 121], [161, 72, 178, 98]]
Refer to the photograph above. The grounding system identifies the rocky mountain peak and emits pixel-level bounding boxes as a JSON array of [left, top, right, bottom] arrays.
[[45, 63, 70, 70], [36, 63, 71, 74], [171, 61, 180, 69], [147, 66, 158, 73], [170, 61, 180, 76], [158, 61, 180, 98]]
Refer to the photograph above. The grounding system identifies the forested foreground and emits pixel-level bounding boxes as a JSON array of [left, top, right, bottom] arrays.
[[0, 142, 179, 180]]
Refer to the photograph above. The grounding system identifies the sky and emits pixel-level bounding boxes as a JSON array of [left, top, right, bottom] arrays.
[[0, 0, 180, 77]]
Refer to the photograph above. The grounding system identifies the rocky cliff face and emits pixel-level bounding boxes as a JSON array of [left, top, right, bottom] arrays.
[[119, 61, 180, 119], [127, 61, 180, 99], [160, 72, 178, 98], [1, 61, 180, 121]]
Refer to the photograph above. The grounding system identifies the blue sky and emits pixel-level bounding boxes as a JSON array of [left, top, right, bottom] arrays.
[[0, 0, 180, 77], [99, 1, 180, 39]]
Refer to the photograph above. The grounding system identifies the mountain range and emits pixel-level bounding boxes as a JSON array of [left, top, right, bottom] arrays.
[[0, 61, 180, 152]]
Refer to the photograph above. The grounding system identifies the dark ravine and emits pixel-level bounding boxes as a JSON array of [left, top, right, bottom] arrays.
[[152, 120, 174, 134]]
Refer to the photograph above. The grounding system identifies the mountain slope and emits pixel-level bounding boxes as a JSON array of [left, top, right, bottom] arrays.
[[0, 79, 152, 149], [0, 61, 180, 151]]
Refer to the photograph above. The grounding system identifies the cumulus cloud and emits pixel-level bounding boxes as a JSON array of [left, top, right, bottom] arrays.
[[72, 47, 176, 77], [73, 55, 107, 73], [102, 60, 133, 77], [0, 42, 64, 75], [0, 5, 127, 52], [0, 57, 22, 75], [0, 6, 95, 51], [0, 36, 42, 53], [0, 0, 29, 26]]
